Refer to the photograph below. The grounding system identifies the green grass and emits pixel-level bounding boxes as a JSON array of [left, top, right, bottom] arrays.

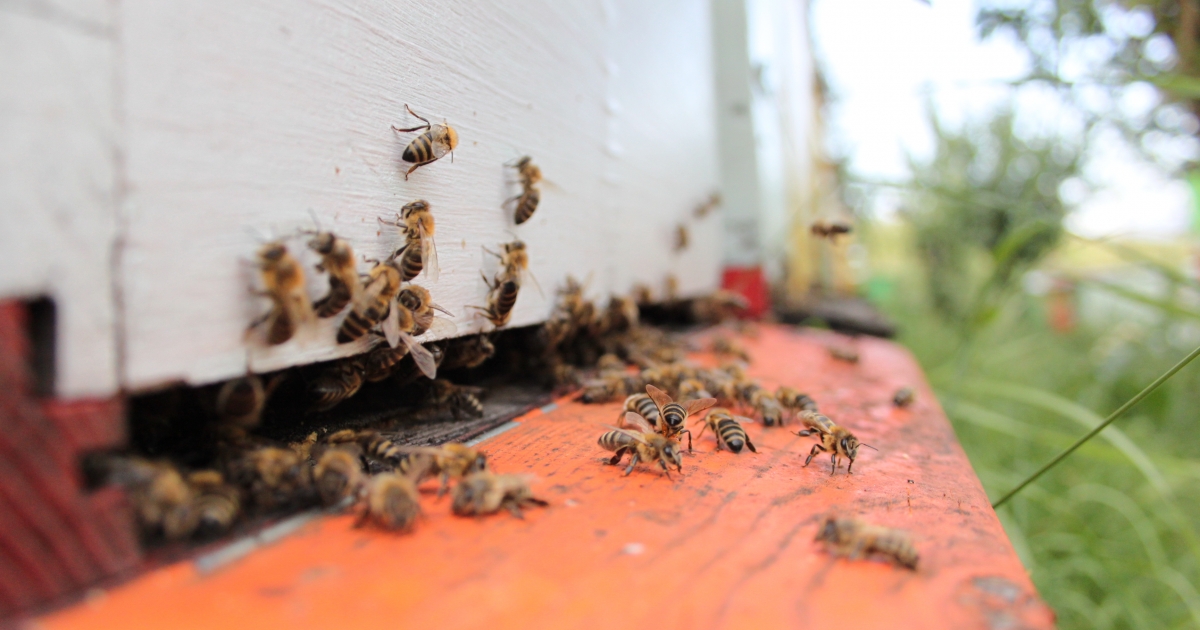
[[866, 227, 1200, 629]]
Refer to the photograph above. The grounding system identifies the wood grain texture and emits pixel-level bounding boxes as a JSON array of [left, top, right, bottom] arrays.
[[118, 0, 722, 390], [40, 325, 1053, 629], [0, 5, 119, 397]]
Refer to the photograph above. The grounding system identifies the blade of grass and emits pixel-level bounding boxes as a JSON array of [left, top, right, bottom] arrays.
[[991, 341, 1200, 509]]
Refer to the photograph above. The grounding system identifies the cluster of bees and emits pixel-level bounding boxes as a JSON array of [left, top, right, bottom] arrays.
[[570, 318, 920, 569], [94, 427, 546, 541]]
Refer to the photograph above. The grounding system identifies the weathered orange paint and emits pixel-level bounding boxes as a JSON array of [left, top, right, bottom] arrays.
[[40, 325, 1053, 629]]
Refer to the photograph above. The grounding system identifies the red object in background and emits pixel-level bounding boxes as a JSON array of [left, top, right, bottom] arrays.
[[1046, 279, 1077, 334], [721, 266, 771, 317], [0, 301, 139, 619]]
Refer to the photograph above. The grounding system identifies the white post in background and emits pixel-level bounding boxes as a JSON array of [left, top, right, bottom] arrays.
[[711, 0, 816, 313]]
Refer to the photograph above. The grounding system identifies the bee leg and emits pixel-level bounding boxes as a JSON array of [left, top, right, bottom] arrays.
[[745, 435, 758, 454], [804, 444, 824, 467], [682, 429, 693, 453], [658, 457, 673, 480], [830, 454, 838, 475], [436, 473, 450, 498], [607, 447, 628, 466], [404, 163, 425, 180], [524, 497, 549, 508], [505, 501, 525, 519], [847, 456, 855, 474], [796, 429, 814, 437], [623, 452, 640, 476]]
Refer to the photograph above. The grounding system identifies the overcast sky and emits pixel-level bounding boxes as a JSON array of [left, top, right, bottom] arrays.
[[809, 0, 1194, 239]]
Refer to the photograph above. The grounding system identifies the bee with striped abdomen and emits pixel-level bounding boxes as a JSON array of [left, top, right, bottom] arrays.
[[337, 256, 402, 344], [394, 443, 489, 496], [381, 200, 439, 282], [307, 228, 360, 318], [749, 388, 786, 427], [440, 334, 495, 370], [309, 358, 365, 412], [598, 415, 684, 479], [427, 379, 485, 418], [470, 274, 520, 329], [795, 411, 876, 475], [621, 393, 662, 430], [814, 515, 917, 570], [186, 470, 241, 537], [776, 386, 818, 417], [645, 384, 717, 452], [508, 156, 542, 225], [391, 104, 458, 179], [226, 446, 314, 512], [451, 472, 548, 518], [694, 408, 756, 454], [253, 241, 314, 345]]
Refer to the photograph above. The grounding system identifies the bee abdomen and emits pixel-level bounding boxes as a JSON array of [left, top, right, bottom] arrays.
[[514, 188, 540, 225], [403, 132, 435, 164], [336, 310, 375, 344], [630, 395, 662, 425], [661, 403, 686, 431], [398, 244, 424, 281], [314, 279, 352, 318], [598, 431, 634, 452], [716, 419, 748, 453], [266, 308, 296, 345]]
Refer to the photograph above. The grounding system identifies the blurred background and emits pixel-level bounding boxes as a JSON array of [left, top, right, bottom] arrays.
[[798, 0, 1200, 626]]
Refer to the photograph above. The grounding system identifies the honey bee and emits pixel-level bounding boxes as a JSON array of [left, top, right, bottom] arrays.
[[632, 283, 654, 305], [596, 295, 639, 334], [324, 429, 403, 469], [440, 334, 495, 370], [693, 191, 721, 218], [795, 411, 876, 474], [382, 199, 439, 282], [749, 388, 786, 427], [508, 156, 542, 225], [598, 416, 684, 478], [186, 470, 241, 537], [776, 386, 818, 416], [581, 372, 629, 403], [337, 256, 402, 344], [470, 275, 520, 328], [313, 446, 365, 506], [391, 104, 458, 179], [893, 386, 915, 408], [694, 408, 757, 454], [227, 446, 314, 511], [253, 241, 314, 345], [486, 240, 536, 287], [310, 358, 365, 411], [619, 393, 667, 427], [357, 472, 421, 531], [814, 515, 917, 570], [829, 345, 860, 363], [395, 443, 489, 496], [700, 370, 740, 405], [677, 378, 713, 402], [810, 220, 852, 239], [427, 379, 485, 418], [307, 228, 360, 318], [397, 284, 454, 337], [558, 276, 594, 324], [674, 224, 689, 252], [106, 457, 195, 540], [215, 373, 283, 429], [359, 338, 410, 383], [711, 336, 750, 362], [451, 472, 548, 518], [646, 384, 716, 451]]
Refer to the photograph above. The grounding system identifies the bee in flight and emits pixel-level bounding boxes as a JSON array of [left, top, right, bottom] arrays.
[[814, 515, 917, 570], [599, 413, 684, 479], [391, 104, 458, 179], [252, 241, 314, 345], [893, 386, 915, 408], [452, 472, 548, 518], [795, 411, 876, 474], [694, 407, 757, 454], [306, 220, 360, 318], [674, 224, 689, 252], [380, 200, 438, 282], [508, 156, 542, 225], [810, 220, 852, 240]]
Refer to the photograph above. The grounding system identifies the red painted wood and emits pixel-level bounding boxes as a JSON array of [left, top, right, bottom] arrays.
[[721, 266, 770, 317], [0, 301, 138, 620]]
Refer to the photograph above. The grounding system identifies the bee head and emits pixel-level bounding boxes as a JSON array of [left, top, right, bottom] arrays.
[[401, 200, 429, 217], [443, 125, 459, 151], [307, 231, 334, 254], [842, 435, 860, 460], [258, 242, 287, 264]]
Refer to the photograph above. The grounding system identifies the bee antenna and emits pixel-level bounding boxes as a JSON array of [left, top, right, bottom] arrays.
[[243, 225, 273, 244], [860, 443, 878, 451]]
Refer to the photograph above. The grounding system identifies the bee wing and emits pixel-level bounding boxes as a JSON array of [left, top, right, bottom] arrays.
[[420, 227, 439, 282], [645, 384, 673, 411], [619, 411, 655, 434], [426, 316, 457, 337], [733, 414, 755, 424], [602, 424, 649, 445], [400, 333, 438, 380], [413, 309, 435, 334], [381, 302, 402, 349], [525, 269, 545, 298], [684, 397, 718, 415]]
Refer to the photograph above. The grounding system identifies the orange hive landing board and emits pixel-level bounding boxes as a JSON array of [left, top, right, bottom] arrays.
[[40, 324, 1054, 629]]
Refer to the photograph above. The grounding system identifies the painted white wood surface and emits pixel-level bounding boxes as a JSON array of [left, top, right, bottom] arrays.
[[118, 0, 723, 390], [0, 3, 119, 397]]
